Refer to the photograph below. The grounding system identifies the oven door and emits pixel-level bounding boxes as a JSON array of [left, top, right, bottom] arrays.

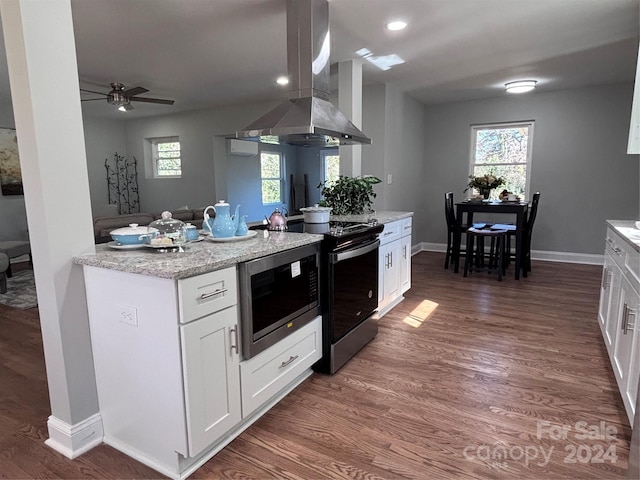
[[328, 239, 379, 342]]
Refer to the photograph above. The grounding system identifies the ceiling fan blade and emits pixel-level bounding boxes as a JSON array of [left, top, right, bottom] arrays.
[[80, 88, 108, 96], [81, 98, 107, 102], [123, 86, 149, 97], [129, 96, 175, 105]]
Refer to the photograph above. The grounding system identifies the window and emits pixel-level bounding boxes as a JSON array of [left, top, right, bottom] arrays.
[[260, 151, 282, 204], [470, 122, 534, 197], [321, 149, 340, 187], [152, 137, 181, 177]]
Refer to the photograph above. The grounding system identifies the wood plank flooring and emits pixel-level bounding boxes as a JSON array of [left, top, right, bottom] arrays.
[[0, 254, 632, 479]]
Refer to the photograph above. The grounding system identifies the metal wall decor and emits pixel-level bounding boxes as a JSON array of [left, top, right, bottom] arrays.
[[105, 153, 140, 214]]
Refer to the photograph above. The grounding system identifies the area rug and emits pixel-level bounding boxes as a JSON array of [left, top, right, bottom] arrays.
[[0, 270, 37, 309]]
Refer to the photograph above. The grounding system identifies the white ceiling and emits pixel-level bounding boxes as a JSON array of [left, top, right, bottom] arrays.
[[1, 0, 639, 120]]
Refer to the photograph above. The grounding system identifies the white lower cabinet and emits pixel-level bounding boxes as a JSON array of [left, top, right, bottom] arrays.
[[83, 264, 321, 480], [598, 225, 640, 425], [240, 316, 322, 417], [378, 216, 412, 317], [181, 305, 241, 457]]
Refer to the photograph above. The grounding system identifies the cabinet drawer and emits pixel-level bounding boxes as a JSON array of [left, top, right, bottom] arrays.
[[240, 316, 322, 417], [379, 220, 401, 245], [605, 228, 627, 270], [401, 216, 413, 237], [178, 267, 237, 323]]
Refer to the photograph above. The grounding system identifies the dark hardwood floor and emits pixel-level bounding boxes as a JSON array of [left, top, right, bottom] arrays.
[[0, 254, 632, 479]]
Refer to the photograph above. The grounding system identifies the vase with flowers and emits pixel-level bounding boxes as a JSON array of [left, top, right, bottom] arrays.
[[464, 172, 506, 199]]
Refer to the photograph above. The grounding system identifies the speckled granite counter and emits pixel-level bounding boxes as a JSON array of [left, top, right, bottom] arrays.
[[607, 220, 640, 252], [74, 211, 414, 280], [74, 231, 323, 279]]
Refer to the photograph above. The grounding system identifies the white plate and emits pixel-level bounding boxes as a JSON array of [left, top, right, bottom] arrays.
[[107, 241, 147, 250], [205, 230, 258, 243]]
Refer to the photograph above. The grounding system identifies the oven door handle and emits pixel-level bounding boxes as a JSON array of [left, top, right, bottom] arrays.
[[330, 239, 380, 264]]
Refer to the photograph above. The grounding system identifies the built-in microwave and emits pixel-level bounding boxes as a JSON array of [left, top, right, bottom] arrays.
[[238, 242, 321, 359]]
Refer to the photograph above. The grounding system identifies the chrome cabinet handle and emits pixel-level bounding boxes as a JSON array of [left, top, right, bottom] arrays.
[[624, 306, 636, 335], [403, 245, 407, 259], [601, 268, 610, 289], [200, 287, 228, 299], [280, 355, 298, 368], [230, 326, 239, 354], [389, 251, 393, 268], [613, 247, 621, 254], [621, 304, 629, 333]]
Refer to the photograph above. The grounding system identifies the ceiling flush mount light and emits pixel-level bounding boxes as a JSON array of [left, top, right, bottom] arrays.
[[386, 20, 407, 31], [276, 76, 289, 86], [505, 80, 537, 94]]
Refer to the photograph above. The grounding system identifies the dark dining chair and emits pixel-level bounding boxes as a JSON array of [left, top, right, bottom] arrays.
[[502, 192, 540, 275], [444, 192, 468, 269], [521, 192, 540, 276]]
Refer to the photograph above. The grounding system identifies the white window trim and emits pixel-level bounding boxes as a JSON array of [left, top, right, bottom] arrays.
[[320, 148, 339, 185], [260, 150, 284, 205], [151, 136, 181, 179], [469, 121, 534, 197]]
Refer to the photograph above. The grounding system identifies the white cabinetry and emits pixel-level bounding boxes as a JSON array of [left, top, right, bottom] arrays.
[[598, 226, 640, 425], [378, 216, 412, 318], [181, 306, 241, 457], [83, 264, 321, 479]]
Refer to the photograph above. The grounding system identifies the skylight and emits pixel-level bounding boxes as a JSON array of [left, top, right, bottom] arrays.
[[356, 48, 405, 71]]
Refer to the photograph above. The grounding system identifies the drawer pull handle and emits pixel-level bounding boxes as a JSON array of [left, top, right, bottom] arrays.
[[200, 287, 228, 300], [623, 306, 636, 335], [280, 355, 299, 368], [230, 326, 239, 354]]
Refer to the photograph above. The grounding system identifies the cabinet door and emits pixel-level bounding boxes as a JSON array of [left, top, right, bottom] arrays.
[[600, 254, 622, 352], [618, 281, 640, 424], [181, 305, 241, 457], [400, 234, 411, 294], [381, 239, 401, 306]]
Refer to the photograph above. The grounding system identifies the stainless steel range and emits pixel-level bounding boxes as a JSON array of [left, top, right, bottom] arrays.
[[254, 219, 384, 373]]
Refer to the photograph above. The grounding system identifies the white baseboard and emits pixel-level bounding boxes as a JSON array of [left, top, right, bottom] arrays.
[[45, 413, 103, 459], [417, 242, 604, 265]]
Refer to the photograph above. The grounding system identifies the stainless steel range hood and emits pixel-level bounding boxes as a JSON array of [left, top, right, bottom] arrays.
[[236, 0, 371, 147]]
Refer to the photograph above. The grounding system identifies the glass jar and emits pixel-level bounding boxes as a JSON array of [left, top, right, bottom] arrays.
[[147, 211, 186, 246]]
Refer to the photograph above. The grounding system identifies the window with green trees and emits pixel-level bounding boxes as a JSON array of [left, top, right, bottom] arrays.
[[470, 122, 534, 198], [261, 151, 282, 204], [152, 138, 181, 177], [322, 149, 340, 187]]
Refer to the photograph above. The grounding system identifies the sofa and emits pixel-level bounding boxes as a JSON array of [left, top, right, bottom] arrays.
[[93, 208, 206, 244]]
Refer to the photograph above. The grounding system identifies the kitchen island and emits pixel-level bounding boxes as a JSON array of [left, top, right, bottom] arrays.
[[73, 211, 413, 479]]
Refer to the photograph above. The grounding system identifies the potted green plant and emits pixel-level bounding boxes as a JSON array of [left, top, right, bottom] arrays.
[[317, 175, 382, 215]]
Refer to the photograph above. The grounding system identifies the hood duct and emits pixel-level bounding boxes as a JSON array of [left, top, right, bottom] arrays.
[[236, 0, 371, 147]]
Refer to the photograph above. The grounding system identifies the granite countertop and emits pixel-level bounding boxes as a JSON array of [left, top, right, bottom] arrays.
[[74, 211, 415, 280], [607, 220, 640, 253], [74, 231, 324, 280]]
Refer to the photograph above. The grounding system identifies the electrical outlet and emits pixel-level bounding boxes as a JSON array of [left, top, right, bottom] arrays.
[[117, 304, 138, 327], [387, 174, 393, 184]]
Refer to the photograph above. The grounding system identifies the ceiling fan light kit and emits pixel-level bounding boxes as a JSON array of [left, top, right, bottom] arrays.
[[80, 82, 175, 111], [505, 80, 537, 94]]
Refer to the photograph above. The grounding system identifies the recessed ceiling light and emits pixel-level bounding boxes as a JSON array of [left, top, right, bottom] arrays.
[[276, 76, 289, 86], [505, 80, 537, 94], [386, 20, 407, 31]]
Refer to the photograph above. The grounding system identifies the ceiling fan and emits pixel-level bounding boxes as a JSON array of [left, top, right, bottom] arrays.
[[80, 82, 175, 111]]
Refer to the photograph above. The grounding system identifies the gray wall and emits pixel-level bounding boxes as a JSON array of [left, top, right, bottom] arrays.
[[421, 82, 639, 255]]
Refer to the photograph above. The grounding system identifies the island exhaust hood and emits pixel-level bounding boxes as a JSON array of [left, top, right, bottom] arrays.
[[236, 0, 371, 147]]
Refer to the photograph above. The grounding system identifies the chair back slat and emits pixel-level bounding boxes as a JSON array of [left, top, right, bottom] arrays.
[[445, 192, 456, 229], [526, 192, 541, 238]]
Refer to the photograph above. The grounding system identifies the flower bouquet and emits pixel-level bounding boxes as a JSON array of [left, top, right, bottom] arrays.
[[464, 173, 506, 199]]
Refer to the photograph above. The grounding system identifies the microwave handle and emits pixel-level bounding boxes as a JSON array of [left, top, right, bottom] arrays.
[[330, 239, 380, 264]]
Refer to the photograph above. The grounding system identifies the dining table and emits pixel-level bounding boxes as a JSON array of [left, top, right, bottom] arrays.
[[453, 199, 530, 280]]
